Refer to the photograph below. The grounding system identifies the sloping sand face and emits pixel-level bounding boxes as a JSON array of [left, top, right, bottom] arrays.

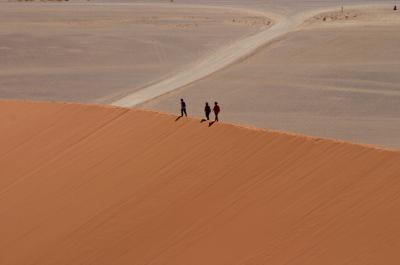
[[143, 8, 400, 149], [1, 100, 400, 265]]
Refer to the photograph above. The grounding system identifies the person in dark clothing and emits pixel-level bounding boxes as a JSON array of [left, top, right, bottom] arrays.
[[394, 5, 398, 11], [213, 102, 220, 121], [180, 98, 187, 117], [204, 102, 211, 120]]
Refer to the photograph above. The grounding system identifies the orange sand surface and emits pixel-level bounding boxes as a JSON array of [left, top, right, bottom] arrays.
[[1, 100, 400, 265]]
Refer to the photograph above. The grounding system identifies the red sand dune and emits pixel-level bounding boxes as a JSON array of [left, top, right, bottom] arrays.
[[0, 100, 400, 265]]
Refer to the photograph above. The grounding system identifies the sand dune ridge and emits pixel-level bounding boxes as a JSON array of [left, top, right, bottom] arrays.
[[1, 100, 400, 265]]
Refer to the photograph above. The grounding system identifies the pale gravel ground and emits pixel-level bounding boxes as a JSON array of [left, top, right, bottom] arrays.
[[0, 3, 268, 102]]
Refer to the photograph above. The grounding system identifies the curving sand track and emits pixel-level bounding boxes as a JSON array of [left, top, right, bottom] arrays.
[[111, 7, 300, 107], [1, 100, 400, 265], [112, 4, 385, 107]]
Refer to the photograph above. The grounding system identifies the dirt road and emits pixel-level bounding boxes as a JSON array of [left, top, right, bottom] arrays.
[[110, 6, 298, 107], [111, 4, 346, 107]]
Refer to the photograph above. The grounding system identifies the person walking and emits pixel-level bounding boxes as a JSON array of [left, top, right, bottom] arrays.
[[204, 102, 211, 120], [213, 102, 220, 121], [180, 98, 187, 117]]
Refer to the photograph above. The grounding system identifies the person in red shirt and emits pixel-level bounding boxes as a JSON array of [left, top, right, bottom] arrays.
[[213, 102, 220, 122]]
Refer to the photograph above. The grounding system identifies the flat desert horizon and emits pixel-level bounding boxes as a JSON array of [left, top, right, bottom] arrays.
[[1, 1, 400, 264]]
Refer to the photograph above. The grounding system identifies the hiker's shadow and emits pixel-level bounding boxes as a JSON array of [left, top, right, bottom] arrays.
[[200, 119, 207, 123], [208, 121, 216, 127], [175, 116, 182, 122]]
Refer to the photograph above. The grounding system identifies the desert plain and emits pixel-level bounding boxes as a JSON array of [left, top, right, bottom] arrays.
[[0, 2, 271, 102], [1, 0, 400, 264]]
